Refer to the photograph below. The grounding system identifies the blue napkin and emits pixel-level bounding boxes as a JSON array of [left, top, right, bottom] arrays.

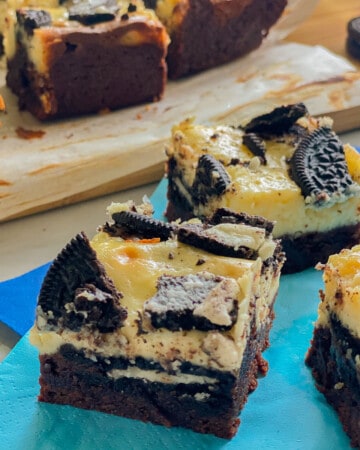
[[0, 263, 50, 336]]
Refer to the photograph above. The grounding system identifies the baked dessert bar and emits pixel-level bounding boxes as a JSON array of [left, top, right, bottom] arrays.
[[306, 245, 360, 448], [149, 0, 287, 78], [30, 201, 285, 438], [165, 103, 360, 273], [4, 1, 169, 119]]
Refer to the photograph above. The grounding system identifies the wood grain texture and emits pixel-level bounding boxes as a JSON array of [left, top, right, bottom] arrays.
[[286, 0, 360, 69]]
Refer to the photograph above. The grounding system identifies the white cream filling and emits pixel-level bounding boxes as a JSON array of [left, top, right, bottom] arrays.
[[107, 367, 218, 385]]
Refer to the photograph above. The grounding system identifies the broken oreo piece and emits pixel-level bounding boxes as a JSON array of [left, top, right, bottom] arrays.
[[290, 127, 355, 206], [192, 154, 231, 205], [104, 210, 177, 240], [242, 133, 267, 163], [17, 9, 52, 35], [144, 272, 239, 331], [38, 232, 127, 332], [178, 222, 266, 261], [209, 208, 274, 236], [68, 0, 118, 25], [244, 103, 308, 136]]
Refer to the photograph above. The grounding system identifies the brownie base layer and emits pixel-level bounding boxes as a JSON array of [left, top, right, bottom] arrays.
[[165, 190, 360, 274], [6, 26, 167, 120], [306, 318, 360, 448], [165, 0, 287, 78], [38, 308, 275, 439], [280, 222, 360, 273]]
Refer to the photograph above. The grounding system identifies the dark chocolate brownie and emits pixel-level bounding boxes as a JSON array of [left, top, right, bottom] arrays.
[[161, 0, 288, 78]]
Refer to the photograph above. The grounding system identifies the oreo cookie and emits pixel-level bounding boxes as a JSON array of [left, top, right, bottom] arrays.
[[290, 127, 355, 206], [68, 0, 118, 25], [192, 154, 231, 204], [104, 210, 177, 240], [38, 232, 127, 332], [17, 9, 52, 35], [242, 133, 267, 164], [244, 103, 308, 137], [144, 273, 239, 331], [347, 17, 360, 60], [178, 224, 254, 260], [209, 208, 274, 236]]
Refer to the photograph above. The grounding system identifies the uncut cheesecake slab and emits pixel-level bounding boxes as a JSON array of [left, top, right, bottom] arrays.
[[165, 103, 360, 273], [4, 1, 169, 120], [306, 245, 360, 448], [30, 201, 285, 438]]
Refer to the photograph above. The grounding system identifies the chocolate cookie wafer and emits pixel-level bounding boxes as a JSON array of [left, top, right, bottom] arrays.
[[347, 17, 360, 60]]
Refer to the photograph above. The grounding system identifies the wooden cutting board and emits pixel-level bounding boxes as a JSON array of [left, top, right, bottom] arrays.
[[0, 0, 360, 222]]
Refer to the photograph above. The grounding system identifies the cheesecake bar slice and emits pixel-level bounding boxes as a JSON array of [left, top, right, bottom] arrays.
[[165, 103, 360, 273], [149, 0, 287, 78], [30, 201, 285, 438], [4, 1, 169, 119], [306, 245, 360, 448]]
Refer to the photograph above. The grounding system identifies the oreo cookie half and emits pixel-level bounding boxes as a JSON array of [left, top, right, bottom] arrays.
[[209, 208, 274, 236], [178, 209, 275, 261], [242, 133, 267, 164], [244, 103, 308, 136], [192, 154, 231, 205], [144, 272, 239, 331], [290, 127, 355, 206], [37, 232, 127, 332], [104, 210, 177, 240]]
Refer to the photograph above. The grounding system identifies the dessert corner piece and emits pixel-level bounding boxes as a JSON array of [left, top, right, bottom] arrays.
[[306, 245, 360, 448], [30, 200, 285, 439], [4, 1, 169, 120], [165, 103, 360, 273]]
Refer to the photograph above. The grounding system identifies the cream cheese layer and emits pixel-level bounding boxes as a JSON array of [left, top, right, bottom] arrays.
[[316, 244, 360, 339], [167, 118, 360, 237]]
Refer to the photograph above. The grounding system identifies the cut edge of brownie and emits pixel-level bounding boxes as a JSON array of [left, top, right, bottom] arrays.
[[306, 317, 360, 448]]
